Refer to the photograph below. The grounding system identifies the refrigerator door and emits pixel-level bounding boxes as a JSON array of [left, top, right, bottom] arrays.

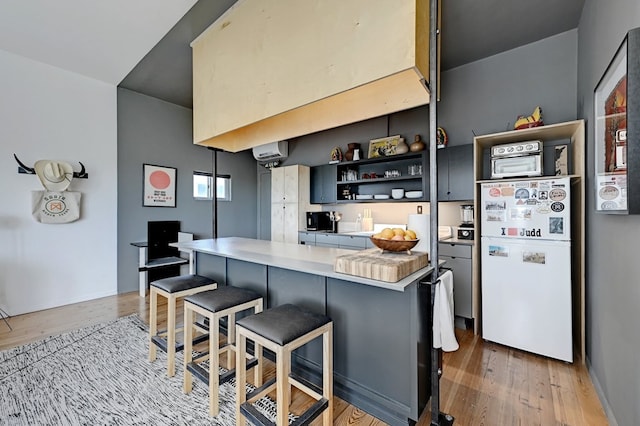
[[481, 236, 573, 362], [480, 178, 571, 241]]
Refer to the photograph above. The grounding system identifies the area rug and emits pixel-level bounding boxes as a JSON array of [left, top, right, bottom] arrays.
[[0, 315, 285, 425]]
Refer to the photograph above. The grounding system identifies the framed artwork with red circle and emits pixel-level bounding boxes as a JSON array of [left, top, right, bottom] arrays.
[[143, 163, 177, 207]]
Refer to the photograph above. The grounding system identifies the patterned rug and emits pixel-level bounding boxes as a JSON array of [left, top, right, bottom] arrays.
[[0, 315, 285, 425]]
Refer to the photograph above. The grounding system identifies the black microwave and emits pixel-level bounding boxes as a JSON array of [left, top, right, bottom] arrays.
[[306, 211, 332, 231]]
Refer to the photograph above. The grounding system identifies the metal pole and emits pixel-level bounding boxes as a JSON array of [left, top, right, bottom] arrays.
[[428, 0, 440, 417], [428, 2, 454, 424], [209, 148, 219, 239], [429, 1, 443, 425]]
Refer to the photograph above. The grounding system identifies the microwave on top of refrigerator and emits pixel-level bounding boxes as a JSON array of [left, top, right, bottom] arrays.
[[490, 140, 543, 179]]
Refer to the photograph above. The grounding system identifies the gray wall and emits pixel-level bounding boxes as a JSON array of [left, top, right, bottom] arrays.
[[281, 107, 431, 169], [578, 2, 640, 425], [117, 88, 257, 293], [279, 29, 578, 167], [438, 30, 578, 145]]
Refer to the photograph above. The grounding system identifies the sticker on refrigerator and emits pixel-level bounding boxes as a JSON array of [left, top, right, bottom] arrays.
[[510, 207, 532, 220], [550, 202, 565, 212], [549, 217, 564, 234], [486, 210, 506, 222], [488, 187, 502, 197], [538, 190, 548, 200], [536, 204, 551, 214], [485, 201, 506, 210], [488, 245, 509, 257], [523, 251, 546, 264], [501, 187, 515, 197], [549, 188, 567, 201], [515, 188, 530, 199]]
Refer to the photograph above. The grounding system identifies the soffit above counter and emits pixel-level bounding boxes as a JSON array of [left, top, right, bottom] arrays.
[[191, 0, 434, 152]]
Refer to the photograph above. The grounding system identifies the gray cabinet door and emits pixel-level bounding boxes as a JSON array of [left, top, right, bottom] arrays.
[[310, 164, 337, 204], [437, 144, 474, 201], [439, 241, 473, 319], [447, 144, 474, 201], [437, 148, 450, 200], [441, 255, 473, 318]]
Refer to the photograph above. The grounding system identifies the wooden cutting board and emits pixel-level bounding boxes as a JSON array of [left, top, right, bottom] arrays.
[[334, 248, 429, 282]]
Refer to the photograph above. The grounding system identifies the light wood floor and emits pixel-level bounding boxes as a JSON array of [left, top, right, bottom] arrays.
[[0, 292, 608, 426]]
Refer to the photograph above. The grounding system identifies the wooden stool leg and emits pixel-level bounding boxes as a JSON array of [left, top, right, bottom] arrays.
[[323, 326, 333, 426], [276, 346, 290, 426], [253, 301, 263, 386], [167, 294, 177, 377], [183, 304, 194, 394], [253, 341, 263, 386], [236, 330, 247, 426], [227, 314, 236, 370], [209, 314, 220, 416], [149, 289, 158, 362]]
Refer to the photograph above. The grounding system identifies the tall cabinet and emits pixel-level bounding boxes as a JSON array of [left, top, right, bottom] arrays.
[[271, 165, 311, 244], [473, 120, 586, 363]]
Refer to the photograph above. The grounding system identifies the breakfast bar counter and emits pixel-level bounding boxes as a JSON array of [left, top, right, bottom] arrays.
[[171, 237, 435, 426], [172, 237, 432, 291]]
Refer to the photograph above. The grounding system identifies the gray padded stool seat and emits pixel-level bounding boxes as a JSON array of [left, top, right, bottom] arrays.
[[149, 274, 217, 377], [183, 286, 263, 417], [151, 274, 215, 293], [235, 303, 333, 426]]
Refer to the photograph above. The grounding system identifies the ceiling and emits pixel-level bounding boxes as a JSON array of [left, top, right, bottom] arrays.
[[1, 0, 585, 109]]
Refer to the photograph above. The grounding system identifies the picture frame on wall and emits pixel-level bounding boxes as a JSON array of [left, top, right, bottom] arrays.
[[143, 164, 177, 207], [593, 26, 640, 214]]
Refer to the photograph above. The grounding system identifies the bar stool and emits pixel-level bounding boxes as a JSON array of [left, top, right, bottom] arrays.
[[235, 303, 333, 426], [182, 286, 263, 416], [149, 274, 217, 377]]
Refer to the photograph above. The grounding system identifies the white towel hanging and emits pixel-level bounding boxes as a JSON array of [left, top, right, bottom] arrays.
[[433, 270, 459, 352]]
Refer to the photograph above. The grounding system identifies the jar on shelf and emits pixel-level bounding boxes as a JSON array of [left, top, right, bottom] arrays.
[[396, 137, 409, 154], [345, 143, 360, 161], [410, 135, 426, 152]]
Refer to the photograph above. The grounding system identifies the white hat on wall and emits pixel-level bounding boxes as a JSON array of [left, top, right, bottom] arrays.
[[34, 160, 74, 192]]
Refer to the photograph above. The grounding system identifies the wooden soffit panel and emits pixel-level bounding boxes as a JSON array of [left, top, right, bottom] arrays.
[[192, 0, 430, 152]]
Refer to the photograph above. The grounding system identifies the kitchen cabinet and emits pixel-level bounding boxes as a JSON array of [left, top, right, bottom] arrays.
[[438, 241, 473, 319], [310, 164, 337, 204], [302, 232, 374, 250], [298, 231, 316, 246], [473, 119, 586, 362], [437, 144, 474, 201], [335, 152, 429, 203], [271, 165, 310, 244], [315, 234, 339, 248]]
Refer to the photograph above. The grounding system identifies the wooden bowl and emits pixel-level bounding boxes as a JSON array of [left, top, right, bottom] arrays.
[[369, 237, 419, 254]]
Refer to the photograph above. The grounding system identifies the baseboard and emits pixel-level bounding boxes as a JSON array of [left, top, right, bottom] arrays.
[[586, 356, 619, 426]]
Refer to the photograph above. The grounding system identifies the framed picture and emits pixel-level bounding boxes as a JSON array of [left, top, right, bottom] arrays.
[[143, 164, 177, 207], [593, 27, 640, 213], [367, 135, 401, 158]]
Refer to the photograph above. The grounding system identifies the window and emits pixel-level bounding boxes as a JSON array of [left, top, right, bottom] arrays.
[[193, 171, 231, 201]]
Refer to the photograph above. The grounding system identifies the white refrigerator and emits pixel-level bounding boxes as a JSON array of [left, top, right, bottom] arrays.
[[480, 177, 573, 362]]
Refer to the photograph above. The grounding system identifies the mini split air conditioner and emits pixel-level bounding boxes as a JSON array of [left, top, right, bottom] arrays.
[[252, 141, 288, 161]]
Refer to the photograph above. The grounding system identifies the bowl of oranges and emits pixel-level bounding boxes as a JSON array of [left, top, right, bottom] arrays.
[[370, 227, 419, 254]]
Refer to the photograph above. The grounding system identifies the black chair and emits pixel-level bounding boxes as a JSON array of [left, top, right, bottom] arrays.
[[147, 221, 185, 282]]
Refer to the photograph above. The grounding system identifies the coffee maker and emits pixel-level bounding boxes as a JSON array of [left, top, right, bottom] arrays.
[[457, 204, 475, 240]]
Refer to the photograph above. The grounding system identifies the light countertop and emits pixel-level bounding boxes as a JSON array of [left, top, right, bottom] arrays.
[[171, 237, 435, 292]]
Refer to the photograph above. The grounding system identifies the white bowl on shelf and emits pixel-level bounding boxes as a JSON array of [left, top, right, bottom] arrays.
[[374, 194, 390, 200], [405, 191, 423, 199], [391, 188, 405, 199]]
